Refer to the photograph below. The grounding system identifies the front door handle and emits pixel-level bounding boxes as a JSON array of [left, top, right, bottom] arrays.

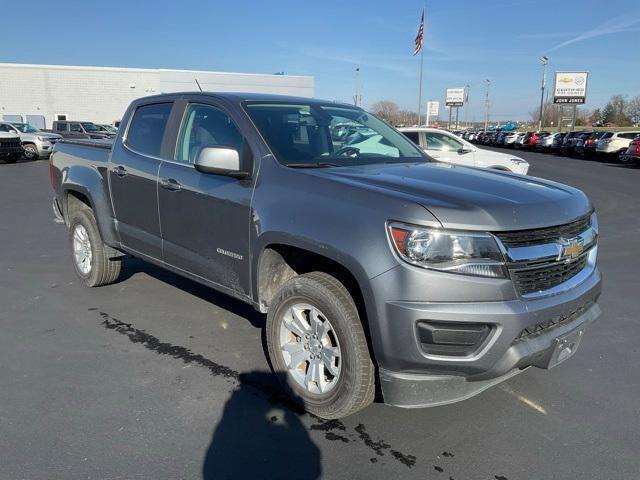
[[160, 178, 181, 192], [112, 165, 127, 177]]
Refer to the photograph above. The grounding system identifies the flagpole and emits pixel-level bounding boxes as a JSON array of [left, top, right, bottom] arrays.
[[417, 44, 424, 125]]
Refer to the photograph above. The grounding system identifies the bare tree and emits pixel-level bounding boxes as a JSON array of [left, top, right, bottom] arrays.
[[626, 95, 640, 126], [370, 100, 400, 125]]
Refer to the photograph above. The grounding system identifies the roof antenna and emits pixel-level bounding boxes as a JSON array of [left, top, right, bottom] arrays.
[[195, 78, 203, 92]]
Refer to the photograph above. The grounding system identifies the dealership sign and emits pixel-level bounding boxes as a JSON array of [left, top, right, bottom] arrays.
[[445, 88, 465, 107], [553, 72, 588, 104], [427, 100, 440, 116]]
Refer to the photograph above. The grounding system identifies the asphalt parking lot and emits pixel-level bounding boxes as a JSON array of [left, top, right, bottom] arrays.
[[1, 149, 638, 480]]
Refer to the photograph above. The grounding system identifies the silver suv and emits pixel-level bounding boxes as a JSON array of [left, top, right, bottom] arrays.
[[0, 122, 62, 160]]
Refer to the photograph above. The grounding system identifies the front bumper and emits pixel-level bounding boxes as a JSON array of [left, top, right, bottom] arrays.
[[0, 146, 24, 157], [368, 262, 602, 407]]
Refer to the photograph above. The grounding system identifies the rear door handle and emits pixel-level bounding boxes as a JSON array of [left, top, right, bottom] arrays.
[[112, 165, 127, 177], [160, 178, 181, 192]]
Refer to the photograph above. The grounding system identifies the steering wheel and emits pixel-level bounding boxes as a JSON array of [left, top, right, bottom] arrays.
[[333, 146, 361, 157]]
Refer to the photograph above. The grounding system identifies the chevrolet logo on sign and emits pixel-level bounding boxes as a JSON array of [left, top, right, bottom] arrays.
[[560, 238, 584, 260]]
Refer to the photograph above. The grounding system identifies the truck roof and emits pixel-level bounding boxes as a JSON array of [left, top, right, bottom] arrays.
[[138, 91, 357, 108]]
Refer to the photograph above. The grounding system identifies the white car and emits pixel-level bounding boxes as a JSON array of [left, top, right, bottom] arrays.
[[399, 127, 529, 174], [596, 131, 640, 159]]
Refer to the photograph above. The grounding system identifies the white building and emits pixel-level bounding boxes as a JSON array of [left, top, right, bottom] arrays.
[[0, 63, 314, 128]]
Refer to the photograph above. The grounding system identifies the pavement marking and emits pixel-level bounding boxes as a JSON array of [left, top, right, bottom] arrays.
[[499, 384, 547, 415]]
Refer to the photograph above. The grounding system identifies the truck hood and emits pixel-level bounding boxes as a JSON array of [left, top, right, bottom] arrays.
[[309, 162, 591, 231]]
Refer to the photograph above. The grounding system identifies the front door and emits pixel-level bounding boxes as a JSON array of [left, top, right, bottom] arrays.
[[109, 101, 174, 259], [157, 101, 253, 296]]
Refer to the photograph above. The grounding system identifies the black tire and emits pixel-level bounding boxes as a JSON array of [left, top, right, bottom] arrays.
[[266, 272, 375, 419], [68, 209, 121, 287], [23, 144, 39, 160]]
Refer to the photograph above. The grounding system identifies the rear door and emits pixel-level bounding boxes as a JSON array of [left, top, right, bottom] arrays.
[[157, 98, 254, 296], [109, 101, 175, 259], [424, 131, 475, 167]]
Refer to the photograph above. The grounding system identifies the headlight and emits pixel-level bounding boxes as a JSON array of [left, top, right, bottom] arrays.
[[388, 222, 507, 278], [36, 136, 48, 142]]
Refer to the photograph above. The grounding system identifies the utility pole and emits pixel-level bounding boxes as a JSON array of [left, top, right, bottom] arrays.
[[464, 84, 470, 128], [483, 79, 491, 132], [353, 66, 361, 106], [538, 56, 548, 131]]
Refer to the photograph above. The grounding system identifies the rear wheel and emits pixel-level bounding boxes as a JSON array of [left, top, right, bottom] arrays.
[[68, 209, 121, 287], [266, 272, 375, 419]]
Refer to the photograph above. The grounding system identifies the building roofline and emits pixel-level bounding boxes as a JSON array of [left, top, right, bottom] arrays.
[[0, 62, 312, 79]]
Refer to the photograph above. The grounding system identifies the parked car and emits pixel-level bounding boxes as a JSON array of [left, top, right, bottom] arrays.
[[0, 121, 62, 159], [549, 132, 567, 152], [560, 132, 583, 156], [0, 132, 24, 163], [536, 132, 558, 151], [399, 127, 529, 174], [523, 132, 548, 149], [576, 132, 607, 158], [514, 132, 527, 148], [96, 124, 118, 136], [50, 121, 112, 139], [50, 92, 601, 419], [502, 132, 521, 147], [621, 137, 640, 163], [596, 131, 640, 161]]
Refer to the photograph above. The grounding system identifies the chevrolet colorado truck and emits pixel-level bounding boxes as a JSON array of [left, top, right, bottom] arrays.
[[50, 92, 602, 419]]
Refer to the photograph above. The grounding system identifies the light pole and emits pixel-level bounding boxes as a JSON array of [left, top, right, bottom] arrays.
[[483, 79, 490, 132], [353, 66, 361, 106], [464, 84, 470, 128], [538, 56, 548, 132]]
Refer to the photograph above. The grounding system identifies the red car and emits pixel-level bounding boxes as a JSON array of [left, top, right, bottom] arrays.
[[621, 137, 640, 164], [523, 131, 543, 148]]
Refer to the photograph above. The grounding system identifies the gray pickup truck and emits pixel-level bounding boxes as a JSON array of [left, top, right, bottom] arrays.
[[50, 92, 602, 419]]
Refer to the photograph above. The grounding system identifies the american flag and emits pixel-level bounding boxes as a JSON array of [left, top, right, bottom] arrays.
[[413, 11, 424, 56]]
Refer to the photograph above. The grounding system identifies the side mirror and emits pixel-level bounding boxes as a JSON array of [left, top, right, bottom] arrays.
[[195, 146, 248, 178], [458, 148, 473, 155]]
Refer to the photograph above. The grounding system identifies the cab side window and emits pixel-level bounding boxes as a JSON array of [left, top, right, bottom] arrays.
[[125, 102, 173, 158], [0, 124, 12, 133], [425, 132, 463, 152], [176, 104, 243, 164], [70, 123, 82, 133], [56, 123, 68, 132], [401, 131, 421, 146]]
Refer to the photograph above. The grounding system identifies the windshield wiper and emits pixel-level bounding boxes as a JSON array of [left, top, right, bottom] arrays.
[[285, 162, 342, 168]]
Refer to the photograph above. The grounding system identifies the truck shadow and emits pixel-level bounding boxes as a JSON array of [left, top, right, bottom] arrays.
[[118, 257, 264, 328], [202, 370, 322, 480]]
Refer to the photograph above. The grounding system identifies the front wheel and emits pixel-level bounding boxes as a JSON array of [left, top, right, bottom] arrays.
[[68, 209, 121, 287], [23, 144, 39, 160], [266, 272, 375, 419]]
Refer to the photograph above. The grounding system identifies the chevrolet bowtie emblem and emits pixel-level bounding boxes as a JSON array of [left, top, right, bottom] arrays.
[[560, 238, 584, 260]]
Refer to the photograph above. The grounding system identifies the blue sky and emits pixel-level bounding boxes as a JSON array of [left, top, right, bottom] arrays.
[[3, 0, 639, 121]]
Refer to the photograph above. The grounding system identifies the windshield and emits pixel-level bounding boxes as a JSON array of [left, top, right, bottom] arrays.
[[245, 102, 427, 167], [81, 122, 100, 132], [13, 123, 39, 133]]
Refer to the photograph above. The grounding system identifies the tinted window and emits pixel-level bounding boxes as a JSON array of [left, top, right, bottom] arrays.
[[0, 124, 12, 132], [126, 103, 173, 157], [176, 103, 243, 164], [56, 123, 68, 132], [425, 132, 463, 151], [620, 132, 640, 139], [70, 123, 82, 132], [402, 131, 420, 145]]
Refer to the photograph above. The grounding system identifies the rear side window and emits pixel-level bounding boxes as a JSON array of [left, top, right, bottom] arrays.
[[620, 132, 640, 139], [402, 131, 420, 145], [56, 123, 68, 132], [126, 103, 173, 157]]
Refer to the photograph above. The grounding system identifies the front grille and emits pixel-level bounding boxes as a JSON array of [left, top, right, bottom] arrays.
[[495, 214, 591, 248], [0, 139, 21, 148], [512, 254, 588, 296]]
